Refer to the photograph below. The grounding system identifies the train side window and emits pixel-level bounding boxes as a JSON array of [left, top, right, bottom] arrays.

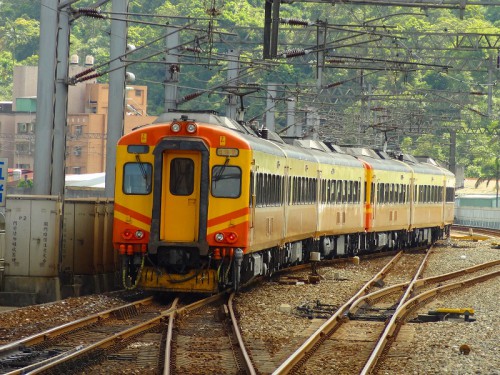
[[446, 187, 455, 202], [337, 180, 342, 203], [123, 162, 152, 195], [256, 173, 262, 206], [211, 165, 241, 198], [301, 177, 305, 204]]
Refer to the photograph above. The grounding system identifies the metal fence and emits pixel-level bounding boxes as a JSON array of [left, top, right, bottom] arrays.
[[454, 207, 500, 230]]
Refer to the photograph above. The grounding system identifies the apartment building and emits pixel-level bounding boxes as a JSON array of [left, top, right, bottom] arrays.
[[0, 63, 157, 175]]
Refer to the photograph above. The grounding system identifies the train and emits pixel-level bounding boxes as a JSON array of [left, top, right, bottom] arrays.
[[112, 110, 455, 293]]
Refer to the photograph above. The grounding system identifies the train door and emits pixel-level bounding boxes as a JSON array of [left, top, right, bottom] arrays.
[[161, 151, 201, 242]]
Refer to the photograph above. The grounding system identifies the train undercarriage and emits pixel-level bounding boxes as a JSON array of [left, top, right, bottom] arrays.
[[121, 225, 450, 293]]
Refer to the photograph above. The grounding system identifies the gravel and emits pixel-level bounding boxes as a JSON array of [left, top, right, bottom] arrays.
[[0, 294, 127, 344], [234, 234, 500, 374], [0, 234, 497, 374]]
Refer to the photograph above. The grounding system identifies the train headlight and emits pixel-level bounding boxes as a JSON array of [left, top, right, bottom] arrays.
[[186, 123, 197, 133], [214, 233, 225, 242], [135, 230, 144, 239], [171, 123, 181, 133]]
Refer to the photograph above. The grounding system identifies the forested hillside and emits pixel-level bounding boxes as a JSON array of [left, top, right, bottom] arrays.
[[1, 0, 499, 181]]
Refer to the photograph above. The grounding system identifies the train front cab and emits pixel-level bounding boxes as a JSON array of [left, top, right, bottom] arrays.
[[114, 115, 254, 293], [147, 120, 253, 293]]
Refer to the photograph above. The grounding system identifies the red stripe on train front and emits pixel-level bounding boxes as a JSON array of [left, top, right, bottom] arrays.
[[207, 207, 249, 227]]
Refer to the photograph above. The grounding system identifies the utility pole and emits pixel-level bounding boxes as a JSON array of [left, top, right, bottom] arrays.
[[164, 26, 179, 113], [34, 0, 59, 195], [105, 0, 129, 197]]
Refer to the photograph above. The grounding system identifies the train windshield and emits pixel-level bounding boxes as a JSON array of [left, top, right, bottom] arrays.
[[211, 165, 241, 198], [123, 162, 152, 195]]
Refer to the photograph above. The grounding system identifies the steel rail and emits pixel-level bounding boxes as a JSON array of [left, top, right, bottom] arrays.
[[4, 294, 225, 375], [359, 246, 434, 375], [362, 269, 500, 374], [162, 297, 179, 375], [0, 296, 155, 356], [349, 258, 500, 315], [272, 251, 403, 374], [228, 292, 257, 375]]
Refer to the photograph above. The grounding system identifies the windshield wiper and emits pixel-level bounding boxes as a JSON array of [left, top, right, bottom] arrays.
[[135, 154, 151, 190], [213, 157, 230, 183]]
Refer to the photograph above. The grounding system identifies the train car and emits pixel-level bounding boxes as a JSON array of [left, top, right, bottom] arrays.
[[113, 111, 455, 293]]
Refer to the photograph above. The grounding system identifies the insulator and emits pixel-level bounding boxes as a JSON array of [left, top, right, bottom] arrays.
[[281, 49, 307, 58], [73, 67, 95, 79], [325, 82, 342, 88], [76, 72, 101, 83], [180, 91, 204, 103], [280, 18, 311, 26], [184, 46, 203, 53], [77, 8, 105, 19], [169, 64, 180, 74], [81, 8, 104, 18], [261, 128, 269, 139]]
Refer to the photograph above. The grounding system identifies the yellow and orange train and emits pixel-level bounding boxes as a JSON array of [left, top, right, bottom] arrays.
[[112, 111, 455, 293]]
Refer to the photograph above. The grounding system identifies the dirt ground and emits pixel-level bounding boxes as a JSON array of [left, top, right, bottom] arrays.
[[456, 178, 499, 196]]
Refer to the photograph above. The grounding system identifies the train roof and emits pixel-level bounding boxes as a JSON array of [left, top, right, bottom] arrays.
[[148, 111, 453, 177], [153, 110, 260, 137]]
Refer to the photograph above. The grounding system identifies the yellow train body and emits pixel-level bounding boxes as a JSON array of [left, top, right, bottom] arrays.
[[113, 112, 455, 293]]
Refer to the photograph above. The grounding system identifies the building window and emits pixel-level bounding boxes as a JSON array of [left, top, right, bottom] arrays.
[[75, 125, 82, 136], [73, 167, 81, 174], [74, 146, 82, 156], [17, 123, 28, 133], [15, 143, 30, 154], [135, 90, 142, 97]]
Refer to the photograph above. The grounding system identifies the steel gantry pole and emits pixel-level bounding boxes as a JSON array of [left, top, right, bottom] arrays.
[[52, 4, 71, 196], [164, 25, 180, 113], [105, 0, 129, 197], [34, 0, 59, 195]]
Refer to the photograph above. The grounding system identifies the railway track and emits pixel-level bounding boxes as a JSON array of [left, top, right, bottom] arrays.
[[0, 292, 257, 375], [0, 296, 172, 374], [271, 247, 500, 374], [166, 293, 255, 375]]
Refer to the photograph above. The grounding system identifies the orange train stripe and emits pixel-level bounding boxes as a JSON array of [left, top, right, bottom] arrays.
[[207, 207, 249, 227], [114, 203, 152, 225]]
